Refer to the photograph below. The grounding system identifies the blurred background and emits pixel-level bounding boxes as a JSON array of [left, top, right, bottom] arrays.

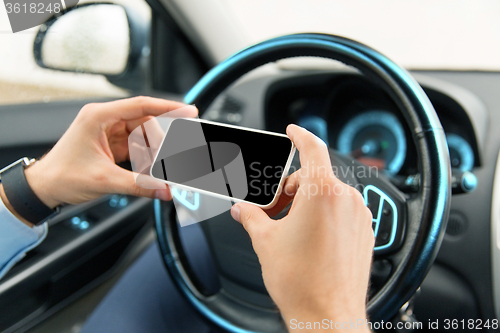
[[0, 0, 499, 105]]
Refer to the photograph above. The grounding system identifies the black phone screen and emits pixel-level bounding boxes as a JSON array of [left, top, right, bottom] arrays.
[[151, 118, 294, 206]]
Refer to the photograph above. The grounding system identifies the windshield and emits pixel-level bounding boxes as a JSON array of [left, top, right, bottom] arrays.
[[177, 0, 500, 71]]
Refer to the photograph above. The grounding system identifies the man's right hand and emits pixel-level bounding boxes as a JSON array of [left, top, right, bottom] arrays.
[[231, 124, 374, 331]]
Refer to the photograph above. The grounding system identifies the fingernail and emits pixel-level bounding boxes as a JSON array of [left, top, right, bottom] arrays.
[[231, 204, 241, 223]]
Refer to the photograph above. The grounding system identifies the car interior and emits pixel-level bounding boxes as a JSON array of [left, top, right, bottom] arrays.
[[0, 1, 499, 332]]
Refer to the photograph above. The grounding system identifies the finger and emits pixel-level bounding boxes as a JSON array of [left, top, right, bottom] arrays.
[[231, 202, 272, 237], [141, 116, 167, 153], [124, 106, 198, 134], [134, 172, 170, 190], [263, 171, 300, 217], [128, 127, 156, 170], [92, 96, 196, 123], [125, 115, 154, 133], [286, 124, 331, 168], [158, 105, 199, 119], [109, 167, 172, 200], [283, 169, 300, 196], [286, 124, 337, 182], [125, 105, 197, 157]]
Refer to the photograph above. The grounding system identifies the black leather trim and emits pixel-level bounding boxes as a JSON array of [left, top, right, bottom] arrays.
[[1, 162, 56, 225]]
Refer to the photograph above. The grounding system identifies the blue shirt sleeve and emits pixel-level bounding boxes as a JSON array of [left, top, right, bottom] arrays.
[[0, 199, 48, 280]]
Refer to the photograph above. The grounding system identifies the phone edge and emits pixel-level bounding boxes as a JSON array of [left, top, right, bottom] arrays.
[[148, 117, 295, 208]]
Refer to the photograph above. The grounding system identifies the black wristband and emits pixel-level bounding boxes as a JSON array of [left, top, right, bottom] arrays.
[[1, 161, 57, 225]]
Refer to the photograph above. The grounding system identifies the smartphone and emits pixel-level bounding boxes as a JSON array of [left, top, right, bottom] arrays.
[[150, 118, 295, 208]]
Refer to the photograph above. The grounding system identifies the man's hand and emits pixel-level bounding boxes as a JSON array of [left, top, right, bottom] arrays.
[[23, 96, 197, 209], [231, 124, 374, 331]]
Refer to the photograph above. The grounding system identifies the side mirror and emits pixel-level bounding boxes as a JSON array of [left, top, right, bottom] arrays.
[[33, 3, 149, 90]]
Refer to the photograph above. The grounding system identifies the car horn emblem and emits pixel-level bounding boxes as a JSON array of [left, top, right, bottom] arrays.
[[171, 188, 200, 211]]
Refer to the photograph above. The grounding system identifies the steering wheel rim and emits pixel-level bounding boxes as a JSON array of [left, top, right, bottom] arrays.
[[155, 33, 451, 332]]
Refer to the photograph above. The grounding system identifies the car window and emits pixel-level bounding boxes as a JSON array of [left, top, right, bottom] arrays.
[[0, 0, 151, 105], [169, 0, 500, 71]]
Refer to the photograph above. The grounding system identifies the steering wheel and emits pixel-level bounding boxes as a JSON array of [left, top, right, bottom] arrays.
[[155, 33, 451, 332]]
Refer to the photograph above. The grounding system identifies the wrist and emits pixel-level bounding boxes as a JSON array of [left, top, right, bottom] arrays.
[[0, 184, 34, 227], [24, 160, 61, 209]]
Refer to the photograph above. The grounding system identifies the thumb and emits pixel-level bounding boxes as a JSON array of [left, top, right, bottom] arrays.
[[231, 202, 272, 237]]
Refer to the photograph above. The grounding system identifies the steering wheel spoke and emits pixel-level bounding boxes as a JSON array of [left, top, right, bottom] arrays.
[[360, 177, 407, 256], [332, 151, 408, 255]]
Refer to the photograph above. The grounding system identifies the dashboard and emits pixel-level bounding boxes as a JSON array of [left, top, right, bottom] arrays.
[[264, 73, 482, 177]]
